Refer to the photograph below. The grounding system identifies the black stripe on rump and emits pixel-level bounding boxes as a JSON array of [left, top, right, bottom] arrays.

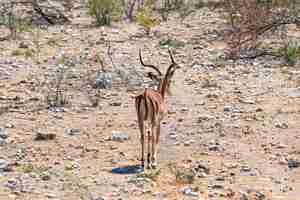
[[144, 95, 148, 121]]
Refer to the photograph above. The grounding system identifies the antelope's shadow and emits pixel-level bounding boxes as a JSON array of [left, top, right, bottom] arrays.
[[111, 164, 143, 174]]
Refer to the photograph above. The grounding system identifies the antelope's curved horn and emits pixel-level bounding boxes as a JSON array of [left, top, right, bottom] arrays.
[[139, 49, 162, 76], [165, 49, 180, 76], [168, 48, 175, 64]]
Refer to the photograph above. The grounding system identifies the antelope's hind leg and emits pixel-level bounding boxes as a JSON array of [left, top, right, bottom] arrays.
[[146, 128, 151, 169], [138, 119, 145, 168]]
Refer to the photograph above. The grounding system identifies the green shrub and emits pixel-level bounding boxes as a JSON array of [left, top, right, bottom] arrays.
[[136, 7, 159, 35], [0, 14, 32, 39], [87, 0, 120, 26], [282, 40, 300, 66], [159, 38, 185, 48]]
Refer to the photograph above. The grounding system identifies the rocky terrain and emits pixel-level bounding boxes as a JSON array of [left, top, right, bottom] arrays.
[[0, 1, 300, 200]]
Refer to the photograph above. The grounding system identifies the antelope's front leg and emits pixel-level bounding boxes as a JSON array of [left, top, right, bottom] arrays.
[[141, 132, 145, 168], [151, 124, 157, 169], [147, 129, 151, 169], [138, 120, 145, 168]]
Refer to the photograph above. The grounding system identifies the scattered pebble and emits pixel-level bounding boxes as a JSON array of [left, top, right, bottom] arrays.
[[184, 139, 194, 146], [40, 171, 51, 181], [210, 184, 224, 189], [4, 123, 14, 128], [179, 186, 199, 197], [35, 132, 56, 141], [0, 159, 10, 172], [194, 161, 210, 175], [0, 127, 8, 139], [286, 87, 300, 98], [224, 105, 232, 112], [65, 128, 81, 136], [287, 158, 300, 168], [110, 102, 122, 106], [45, 193, 57, 198], [0, 138, 5, 146], [275, 122, 288, 129], [240, 166, 252, 173], [19, 42, 29, 49], [208, 144, 220, 151], [5, 178, 18, 190], [239, 98, 255, 104], [181, 107, 189, 112], [169, 132, 177, 140], [49, 107, 65, 112], [197, 114, 214, 122], [94, 72, 113, 89], [111, 131, 129, 142]]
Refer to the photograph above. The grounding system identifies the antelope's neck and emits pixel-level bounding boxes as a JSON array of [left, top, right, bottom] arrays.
[[159, 79, 167, 99]]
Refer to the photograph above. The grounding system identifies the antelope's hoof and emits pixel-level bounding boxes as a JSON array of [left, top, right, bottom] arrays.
[[151, 162, 157, 169]]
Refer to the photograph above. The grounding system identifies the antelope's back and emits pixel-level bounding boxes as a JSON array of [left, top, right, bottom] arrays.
[[135, 88, 165, 122]]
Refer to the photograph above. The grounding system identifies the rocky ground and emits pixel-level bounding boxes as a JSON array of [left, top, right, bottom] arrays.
[[0, 2, 300, 200]]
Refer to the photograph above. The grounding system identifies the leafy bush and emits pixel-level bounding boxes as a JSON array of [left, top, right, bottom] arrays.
[[136, 6, 160, 35], [0, 13, 32, 39], [281, 40, 300, 66], [87, 0, 121, 26]]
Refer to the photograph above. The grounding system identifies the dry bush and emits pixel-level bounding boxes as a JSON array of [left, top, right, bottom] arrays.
[[0, 2, 33, 40], [45, 66, 70, 108], [222, 0, 300, 59], [0, 1, 70, 39], [121, 0, 138, 21]]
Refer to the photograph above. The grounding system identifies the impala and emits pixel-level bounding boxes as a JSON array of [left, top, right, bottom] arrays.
[[135, 49, 180, 169]]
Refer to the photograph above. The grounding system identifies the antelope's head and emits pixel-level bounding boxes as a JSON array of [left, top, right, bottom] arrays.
[[139, 49, 180, 95]]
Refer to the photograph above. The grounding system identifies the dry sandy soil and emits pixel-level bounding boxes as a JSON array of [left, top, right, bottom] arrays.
[[0, 2, 300, 200]]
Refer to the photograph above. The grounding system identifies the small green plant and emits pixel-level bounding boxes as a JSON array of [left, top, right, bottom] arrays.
[[11, 49, 25, 56], [168, 163, 195, 184], [282, 40, 300, 66], [136, 169, 161, 181], [19, 163, 52, 180], [136, 7, 159, 35], [46, 68, 69, 108], [11, 48, 34, 58], [87, 0, 121, 26], [159, 38, 185, 48], [20, 163, 34, 173], [45, 53, 71, 108]]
